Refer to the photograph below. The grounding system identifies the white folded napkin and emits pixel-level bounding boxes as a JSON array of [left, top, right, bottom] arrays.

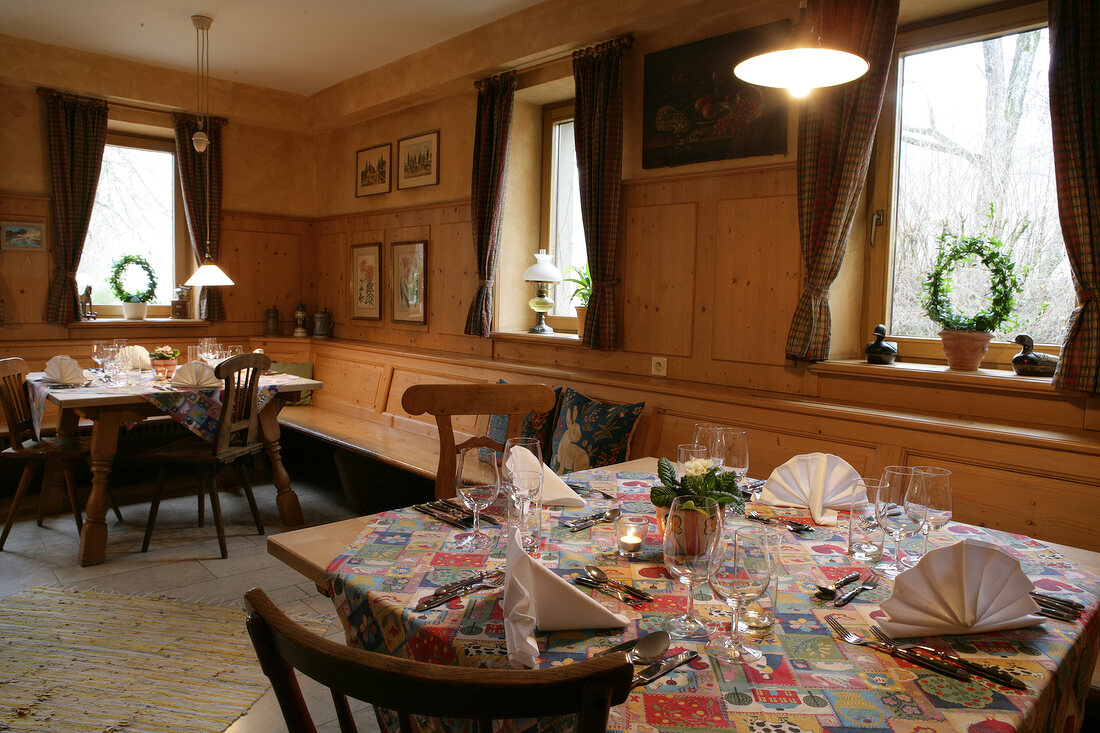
[[118, 345, 152, 371], [757, 453, 862, 526], [44, 355, 86, 384], [879, 539, 1043, 638], [503, 526, 628, 667], [171, 360, 222, 388], [505, 446, 585, 508]]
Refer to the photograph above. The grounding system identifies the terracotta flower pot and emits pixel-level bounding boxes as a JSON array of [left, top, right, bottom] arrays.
[[575, 306, 587, 341], [938, 329, 994, 371]]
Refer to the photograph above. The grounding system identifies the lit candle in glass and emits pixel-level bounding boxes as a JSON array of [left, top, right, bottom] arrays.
[[616, 516, 648, 558]]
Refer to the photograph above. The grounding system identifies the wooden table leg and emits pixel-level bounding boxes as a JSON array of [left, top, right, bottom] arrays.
[[260, 403, 304, 527], [78, 409, 120, 567]]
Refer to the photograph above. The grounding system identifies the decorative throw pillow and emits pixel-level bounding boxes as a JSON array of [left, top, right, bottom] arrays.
[[270, 361, 313, 406], [548, 387, 644, 474], [486, 381, 562, 457]]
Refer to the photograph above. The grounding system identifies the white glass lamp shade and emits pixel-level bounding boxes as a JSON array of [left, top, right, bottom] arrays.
[[184, 256, 234, 287], [734, 46, 868, 98], [522, 249, 563, 283]]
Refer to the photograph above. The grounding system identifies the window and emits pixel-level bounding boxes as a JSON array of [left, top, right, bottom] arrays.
[[78, 133, 190, 317], [541, 104, 588, 323], [873, 12, 1073, 363]]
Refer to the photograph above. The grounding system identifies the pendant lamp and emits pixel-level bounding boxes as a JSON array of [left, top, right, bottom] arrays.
[[734, 0, 868, 98], [184, 14, 234, 288]]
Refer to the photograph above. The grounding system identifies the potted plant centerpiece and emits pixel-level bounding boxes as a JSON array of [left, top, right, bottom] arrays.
[[150, 345, 180, 380], [921, 215, 1023, 371], [109, 254, 158, 320], [650, 456, 745, 533], [564, 264, 592, 341]]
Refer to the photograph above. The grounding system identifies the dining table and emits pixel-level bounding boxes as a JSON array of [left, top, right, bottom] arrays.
[[321, 457, 1099, 732], [28, 368, 322, 566]]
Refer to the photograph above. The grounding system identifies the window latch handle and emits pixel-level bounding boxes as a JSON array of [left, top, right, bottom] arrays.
[[869, 208, 884, 248]]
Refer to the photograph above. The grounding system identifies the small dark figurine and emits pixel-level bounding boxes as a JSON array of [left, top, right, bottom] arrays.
[[864, 324, 897, 364], [79, 285, 97, 320], [1012, 334, 1059, 377]]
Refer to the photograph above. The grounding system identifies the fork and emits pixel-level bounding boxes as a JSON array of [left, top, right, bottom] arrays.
[[833, 573, 879, 606], [746, 510, 812, 533], [869, 627, 1027, 689], [568, 483, 616, 500], [824, 616, 969, 680]]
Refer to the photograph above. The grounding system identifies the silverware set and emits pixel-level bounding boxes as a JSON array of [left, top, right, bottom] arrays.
[[825, 616, 970, 680], [413, 571, 505, 611], [814, 571, 861, 599], [745, 510, 813, 533], [563, 507, 621, 532], [413, 500, 503, 530], [868, 627, 1027, 689], [573, 564, 655, 606], [1030, 592, 1083, 621], [832, 573, 879, 607], [566, 483, 616, 500]]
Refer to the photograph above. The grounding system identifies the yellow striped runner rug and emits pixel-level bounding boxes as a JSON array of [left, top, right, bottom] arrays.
[[0, 586, 329, 732]]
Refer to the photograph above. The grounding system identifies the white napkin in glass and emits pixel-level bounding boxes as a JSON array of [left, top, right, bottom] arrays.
[[118, 345, 152, 371], [757, 453, 862, 526], [505, 445, 585, 508], [879, 539, 1042, 638], [502, 526, 628, 668], [44, 355, 86, 384], [171, 360, 221, 388]]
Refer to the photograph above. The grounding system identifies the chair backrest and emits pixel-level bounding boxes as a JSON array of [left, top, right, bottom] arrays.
[[244, 587, 632, 733], [401, 383, 557, 499], [0, 358, 34, 452], [211, 352, 271, 458]]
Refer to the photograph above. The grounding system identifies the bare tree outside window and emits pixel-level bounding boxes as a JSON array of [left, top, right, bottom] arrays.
[[890, 28, 1072, 344], [548, 119, 588, 317]]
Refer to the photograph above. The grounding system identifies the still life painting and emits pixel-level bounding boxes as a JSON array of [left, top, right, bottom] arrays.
[[642, 21, 790, 169], [351, 243, 381, 320], [391, 240, 427, 324]]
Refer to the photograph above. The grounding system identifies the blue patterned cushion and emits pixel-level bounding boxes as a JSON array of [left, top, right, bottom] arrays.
[[484, 382, 562, 459], [548, 387, 644, 474]]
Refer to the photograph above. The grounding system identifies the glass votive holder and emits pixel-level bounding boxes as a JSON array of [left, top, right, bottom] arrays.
[[615, 515, 649, 558]]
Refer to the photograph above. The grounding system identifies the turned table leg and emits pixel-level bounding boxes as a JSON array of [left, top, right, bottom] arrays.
[[260, 402, 304, 526], [78, 409, 120, 567]]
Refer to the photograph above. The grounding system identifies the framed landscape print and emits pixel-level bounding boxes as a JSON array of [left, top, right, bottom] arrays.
[[1, 221, 45, 250], [350, 243, 382, 320], [396, 131, 439, 189], [391, 240, 427, 324], [355, 143, 391, 197]]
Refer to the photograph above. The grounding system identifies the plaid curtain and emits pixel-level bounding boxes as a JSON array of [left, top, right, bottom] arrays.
[[573, 36, 632, 350], [40, 90, 108, 324], [464, 71, 517, 336], [1049, 0, 1100, 393], [174, 114, 227, 321], [785, 0, 899, 361]]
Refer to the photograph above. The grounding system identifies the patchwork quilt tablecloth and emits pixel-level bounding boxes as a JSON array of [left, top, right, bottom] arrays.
[[326, 467, 1100, 733]]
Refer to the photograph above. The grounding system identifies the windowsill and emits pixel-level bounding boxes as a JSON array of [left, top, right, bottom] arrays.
[[68, 318, 208, 328], [810, 359, 1057, 395], [490, 330, 584, 346]]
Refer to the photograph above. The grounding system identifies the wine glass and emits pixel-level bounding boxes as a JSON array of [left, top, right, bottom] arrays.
[[662, 495, 720, 638], [454, 447, 500, 550], [90, 340, 109, 375], [717, 427, 750, 494], [874, 466, 925, 578], [909, 466, 952, 559], [676, 443, 707, 480], [101, 345, 123, 385], [708, 525, 772, 661], [503, 436, 544, 552], [691, 422, 724, 469]]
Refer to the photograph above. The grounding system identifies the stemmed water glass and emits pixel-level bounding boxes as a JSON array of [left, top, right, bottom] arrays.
[[90, 341, 109, 376], [692, 423, 724, 469], [717, 427, 750, 494], [908, 466, 952, 560], [662, 495, 720, 638], [874, 466, 926, 578], [708, 525, 772, 661], [503, 437, 543, 552], [454, 447, 500, 550]]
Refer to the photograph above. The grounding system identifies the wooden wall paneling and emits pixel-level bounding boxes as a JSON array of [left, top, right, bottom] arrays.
[[311, 353, 388, 418], [314, 230, 348, 320], [384, 367, 483, 434], [433, 219, 475, 338], [712, 194, 800, 366], [220, 229, 303, 328], [621, 202, 698, 357]]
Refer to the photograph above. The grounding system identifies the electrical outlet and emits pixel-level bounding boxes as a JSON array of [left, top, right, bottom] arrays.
[[651, 356, 667, 377]]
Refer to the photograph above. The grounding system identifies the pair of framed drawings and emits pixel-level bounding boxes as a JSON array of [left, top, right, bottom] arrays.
[[351, 240, 427, 325], [355, 131, 439, 197]]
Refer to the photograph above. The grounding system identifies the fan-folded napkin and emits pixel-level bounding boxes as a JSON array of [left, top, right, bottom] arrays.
[[503, 527, 627, 667], [118, 345, 152, 371], [170, 361, 221, 388], [504, 446, 584, 507], [757, 453, 862, 525], [44, 355, 85, 385], [879, 539, 1042, 637]]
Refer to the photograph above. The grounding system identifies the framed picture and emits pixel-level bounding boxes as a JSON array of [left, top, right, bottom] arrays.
[[396, 131, 439, 189], [350, 243, 382, 320], [355, 143, 391, 197], [1, 221, 46, 251], [391, 240, 427, 324], [642, 21, 790, 169]]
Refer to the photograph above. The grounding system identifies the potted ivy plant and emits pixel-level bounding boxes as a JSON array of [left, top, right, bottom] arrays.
[[920, 214, 1023, 371], [650, 456, 745, 533], [109, 254, 158, 320], [564, 264, 592, 340]]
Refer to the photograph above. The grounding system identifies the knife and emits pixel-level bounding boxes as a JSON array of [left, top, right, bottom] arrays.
[[414, 576, 498, 612], [412, 504, 469, 530], [574, 578, 644, 605], [603, 579, 655, 602], [1037, 606, 1079, 622], [1030, 592, 1084, 611], [433, 571, 489, 597], [594, 637, 641, 658], [915, 648, 1027, 689], [868, 641, 971, 680], [439, 498, 502, 526], [631, 650, 698, 688]]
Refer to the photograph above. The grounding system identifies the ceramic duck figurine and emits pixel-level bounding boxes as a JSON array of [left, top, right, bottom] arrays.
[[1012, 334, 1058, 377], [865, 324, 898, 364]]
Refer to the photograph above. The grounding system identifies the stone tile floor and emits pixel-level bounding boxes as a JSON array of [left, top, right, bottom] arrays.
[[0, 471, 381, 733]]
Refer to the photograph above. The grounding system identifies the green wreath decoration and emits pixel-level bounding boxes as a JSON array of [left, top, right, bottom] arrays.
[[108, 254, 158, 303], [921, 229, 1022, 333]]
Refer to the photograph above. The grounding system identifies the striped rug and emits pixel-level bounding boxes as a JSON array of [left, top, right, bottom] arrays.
[[0, 586, 328, 732]]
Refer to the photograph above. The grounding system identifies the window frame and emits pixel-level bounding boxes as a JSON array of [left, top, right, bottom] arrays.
[[539, 101, 583, 335], [84, 132, 193, 319], [862, 1, 1060, 369]]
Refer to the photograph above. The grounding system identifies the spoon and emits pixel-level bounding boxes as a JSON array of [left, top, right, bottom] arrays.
[[627, 631, 671, 665], [583, 565, 654, 601], [568, 507, 621, 532]]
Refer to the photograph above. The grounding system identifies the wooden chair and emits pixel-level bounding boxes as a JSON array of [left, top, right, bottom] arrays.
[[244, 587, 633, 733], [401, 383, 557, 499], [137, 353, 270, 558], [0, 357, 89, 549]]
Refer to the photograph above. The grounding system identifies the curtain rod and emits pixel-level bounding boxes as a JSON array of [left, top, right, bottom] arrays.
[[37, 87, 227, 125]]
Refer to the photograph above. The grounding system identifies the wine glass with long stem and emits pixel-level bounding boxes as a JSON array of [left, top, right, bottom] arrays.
[[90, 341, 109, 376], [717, 427, 750, 495], [708, 525, 772, 661], [692, 423, 724, 469], [908, 466, 952, 560], [503, 437, 543, 551], [662, 495, 720, 638], [454, 447, 500, 550], [874, 466, 925, 578]]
